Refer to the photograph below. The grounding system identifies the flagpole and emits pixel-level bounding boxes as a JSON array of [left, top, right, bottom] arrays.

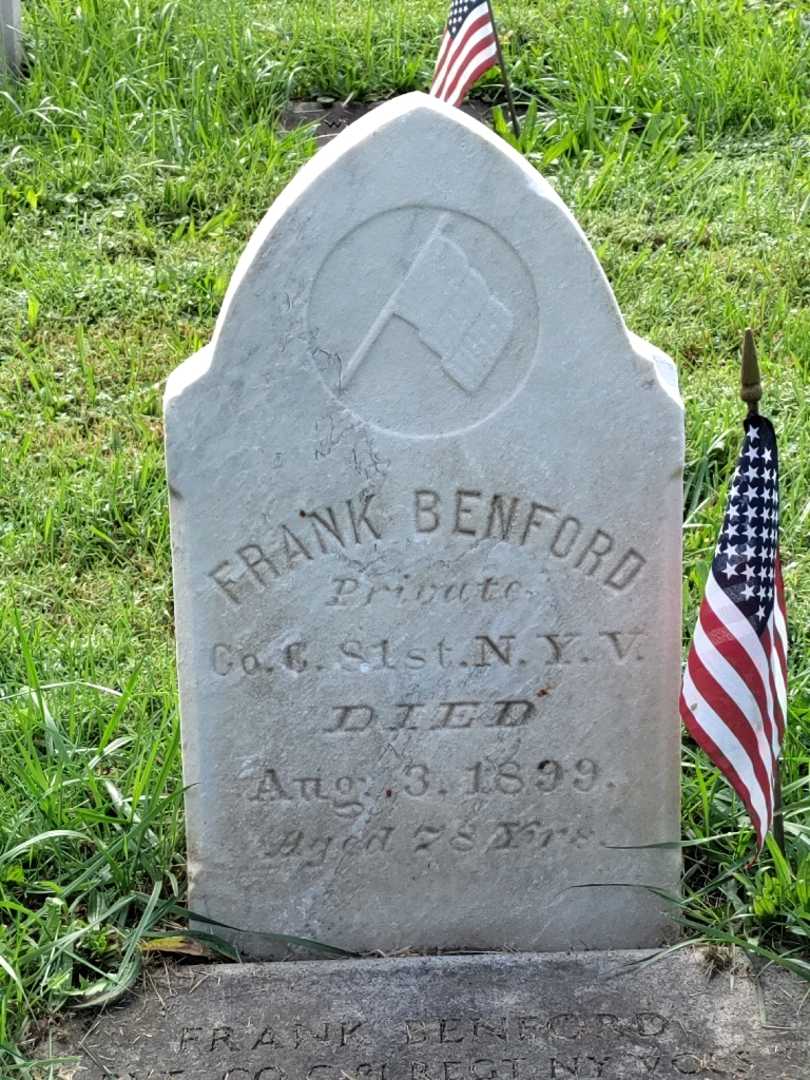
[[740, 328, 786, 857], [485, 0, 520, 139]]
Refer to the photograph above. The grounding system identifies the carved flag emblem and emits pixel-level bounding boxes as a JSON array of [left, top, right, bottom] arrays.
[[344, 215, 514, 394]]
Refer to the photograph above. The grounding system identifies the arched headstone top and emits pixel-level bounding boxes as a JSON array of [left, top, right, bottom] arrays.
[[167, 93, 680, 445]]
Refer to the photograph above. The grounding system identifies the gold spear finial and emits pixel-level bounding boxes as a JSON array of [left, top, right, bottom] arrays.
[[740, 328, 762, 416]]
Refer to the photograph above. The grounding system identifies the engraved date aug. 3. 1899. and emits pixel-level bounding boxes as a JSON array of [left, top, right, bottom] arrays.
[[247, 758, 601, 816]]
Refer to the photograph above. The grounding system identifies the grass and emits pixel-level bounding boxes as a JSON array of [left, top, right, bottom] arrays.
[[0, 0, 809, 1071]]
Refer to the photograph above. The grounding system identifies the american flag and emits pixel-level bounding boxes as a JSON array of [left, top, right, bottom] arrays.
[[430, 0, 498, 107], [680, 416, 788, 846]]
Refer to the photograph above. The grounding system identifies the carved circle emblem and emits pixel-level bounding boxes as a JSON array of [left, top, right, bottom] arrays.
[[307, 206, 539, 438]]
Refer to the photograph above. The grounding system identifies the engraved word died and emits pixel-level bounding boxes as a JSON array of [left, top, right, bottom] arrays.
[[308, 206, 537, 437]]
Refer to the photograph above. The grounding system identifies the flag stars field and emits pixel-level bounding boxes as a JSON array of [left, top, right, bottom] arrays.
[[717, 436, 780, 630]]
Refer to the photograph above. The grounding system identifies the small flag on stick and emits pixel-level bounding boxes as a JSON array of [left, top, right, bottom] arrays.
[[430, 1, 498, 108], [680, 331, 788, 848]]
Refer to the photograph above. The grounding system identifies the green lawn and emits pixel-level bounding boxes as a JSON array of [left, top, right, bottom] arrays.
[[1, 0, 809, 1072]]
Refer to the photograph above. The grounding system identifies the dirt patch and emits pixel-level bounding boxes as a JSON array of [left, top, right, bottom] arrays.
[[281, 98, 501, 144]]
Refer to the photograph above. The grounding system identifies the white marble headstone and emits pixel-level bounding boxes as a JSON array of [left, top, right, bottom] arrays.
[[165, 93, 684, 956]]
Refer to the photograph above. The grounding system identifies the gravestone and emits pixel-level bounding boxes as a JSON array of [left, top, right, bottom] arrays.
[[164, 93, 684, 958], [0, 0, 21, 75]]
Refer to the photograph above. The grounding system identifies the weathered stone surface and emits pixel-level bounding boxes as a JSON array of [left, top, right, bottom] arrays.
[[164, 93, 684, 956], [39, 951, 810, 1079]]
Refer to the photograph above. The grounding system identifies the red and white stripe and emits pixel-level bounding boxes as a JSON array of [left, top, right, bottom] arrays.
[[680, 555, 788, 845], [430, 2, 498, 108]]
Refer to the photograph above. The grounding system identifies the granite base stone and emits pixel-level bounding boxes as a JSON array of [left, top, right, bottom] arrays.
[[39, 950, 809, 1080]]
